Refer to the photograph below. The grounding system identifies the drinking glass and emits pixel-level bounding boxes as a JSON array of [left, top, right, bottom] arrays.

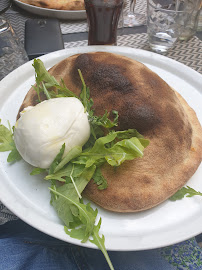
[[147, 0, 187, 53], [179, 0, 201, 41], [84, 0, 124, 45], [0, 0, 28, 81], [123, 0, 146, 27], [197, 7, 202, 32]]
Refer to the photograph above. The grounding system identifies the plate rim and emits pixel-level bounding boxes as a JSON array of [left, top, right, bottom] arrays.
[[0, 46, 202, 251]]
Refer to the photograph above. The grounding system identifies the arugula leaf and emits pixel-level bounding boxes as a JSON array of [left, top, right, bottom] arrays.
[[50, 165, 95, 226], [170, 186, 202, 201], [50, 188, 95, 241], [42, 82, 51, 100], [45, 163, 85, 182], [33, 59, 59, 102], [93, 167, 108, 190], [33, 59, 59, 87], [50, 188, 114, 270], [70, 164, 82, 199], [46, 129, 148, 195], [77, 69, 117, 142], [106, 137, 147, 166], [90, 110, 118, 129], [90, 218, 115, 270], [0, 121, 14, 152], [50, 184, 80, 226], [54, 146, 82, 173], [78, 132, 149, 168], [33, 59, 79, 102], [0, 121, 22, 163], [114, 129, 144, 140], [30, 167, 46, 175], [89, 111, 119, 142], [49, 143, 65, 174], [78, 69, 88, 112], [7, 146, 22, 163]]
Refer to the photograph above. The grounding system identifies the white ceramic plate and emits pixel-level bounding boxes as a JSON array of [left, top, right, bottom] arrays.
[[0, 46, 202, 251], [13, 0, 87, 20]]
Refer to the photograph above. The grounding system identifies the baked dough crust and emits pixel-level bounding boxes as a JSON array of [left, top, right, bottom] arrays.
[[17, 52, 202, 212], [17, 0, 85, 10]]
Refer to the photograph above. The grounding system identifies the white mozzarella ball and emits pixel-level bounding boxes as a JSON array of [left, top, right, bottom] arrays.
[[14, 97, 90, 168]]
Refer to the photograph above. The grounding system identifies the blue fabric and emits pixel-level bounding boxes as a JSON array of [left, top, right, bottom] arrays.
[[0, 220, 202, 270]]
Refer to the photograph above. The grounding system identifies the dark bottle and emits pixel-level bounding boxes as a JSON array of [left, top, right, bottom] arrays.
[[85, 0, 123, 45]]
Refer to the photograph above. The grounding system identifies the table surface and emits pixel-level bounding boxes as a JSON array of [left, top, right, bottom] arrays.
[[3, 0, 202, 75]]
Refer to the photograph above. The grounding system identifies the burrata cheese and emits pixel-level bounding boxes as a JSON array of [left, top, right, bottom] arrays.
[[14, 97, 90, 168]]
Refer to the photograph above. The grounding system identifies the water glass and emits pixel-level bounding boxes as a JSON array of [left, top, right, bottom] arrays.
[[123, 0, 146, 27], [0, 16, 29, 81], [84, 0, 124, 45], [197, 8, 202, 32], [179, 0, 201, 41], [147, 0, 186, 53]]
